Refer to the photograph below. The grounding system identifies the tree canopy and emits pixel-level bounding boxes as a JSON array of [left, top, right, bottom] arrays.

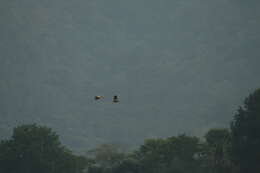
[[1, 88, 260, 173], [0, 124, 88, 173], [231, 89, 260, 173]]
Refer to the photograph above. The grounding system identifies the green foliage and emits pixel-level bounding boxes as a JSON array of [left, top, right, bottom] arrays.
[[137, 135, 203, 173], [203, 128, 232, 173], [88, 144, 125, 168], [0, 124, 88, 173], [231, 89, 260, 173], [87, 144, 128, 173], [205, 129, 230, 147], [85, 88, 260, 173], [111, 156, 141, 173], [1, 88, 260, 173]]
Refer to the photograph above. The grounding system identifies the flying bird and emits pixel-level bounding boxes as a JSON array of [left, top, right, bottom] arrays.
[[113, 95, 119, 103], [94, 96, 103, 100]]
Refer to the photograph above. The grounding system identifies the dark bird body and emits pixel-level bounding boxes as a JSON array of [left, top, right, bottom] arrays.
[[113, 95, 119, 103]]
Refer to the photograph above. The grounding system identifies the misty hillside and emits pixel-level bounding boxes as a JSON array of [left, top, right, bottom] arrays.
[[0, 0, 260, 152]]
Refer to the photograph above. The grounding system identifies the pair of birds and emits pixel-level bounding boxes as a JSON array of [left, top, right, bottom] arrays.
[[94, 95, 119, 103]]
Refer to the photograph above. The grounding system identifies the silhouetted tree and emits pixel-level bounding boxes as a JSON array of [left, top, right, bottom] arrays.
[[0, 124, 88, 173], [203, 128, 232, 173], [137, 135, 203, 173], [231, 88, 260, 173], [87, 144, 126, 173]]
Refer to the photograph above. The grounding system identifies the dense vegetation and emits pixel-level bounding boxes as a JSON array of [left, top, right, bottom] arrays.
[[0, 88, 260, 173]]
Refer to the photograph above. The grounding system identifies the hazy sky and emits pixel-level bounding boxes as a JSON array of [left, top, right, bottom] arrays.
[[1, 0, 260, 152]]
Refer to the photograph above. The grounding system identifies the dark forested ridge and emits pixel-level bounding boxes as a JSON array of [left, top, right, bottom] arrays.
[[1, 88, 260, 173]]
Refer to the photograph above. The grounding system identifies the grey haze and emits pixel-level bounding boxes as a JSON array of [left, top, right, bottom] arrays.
[[0, 0, 260, 152]]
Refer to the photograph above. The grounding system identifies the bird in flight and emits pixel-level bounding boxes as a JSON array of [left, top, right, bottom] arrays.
[[94, 96, 103, 100], [113, 95, 119, 103], [94, 95, 119, 103]]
